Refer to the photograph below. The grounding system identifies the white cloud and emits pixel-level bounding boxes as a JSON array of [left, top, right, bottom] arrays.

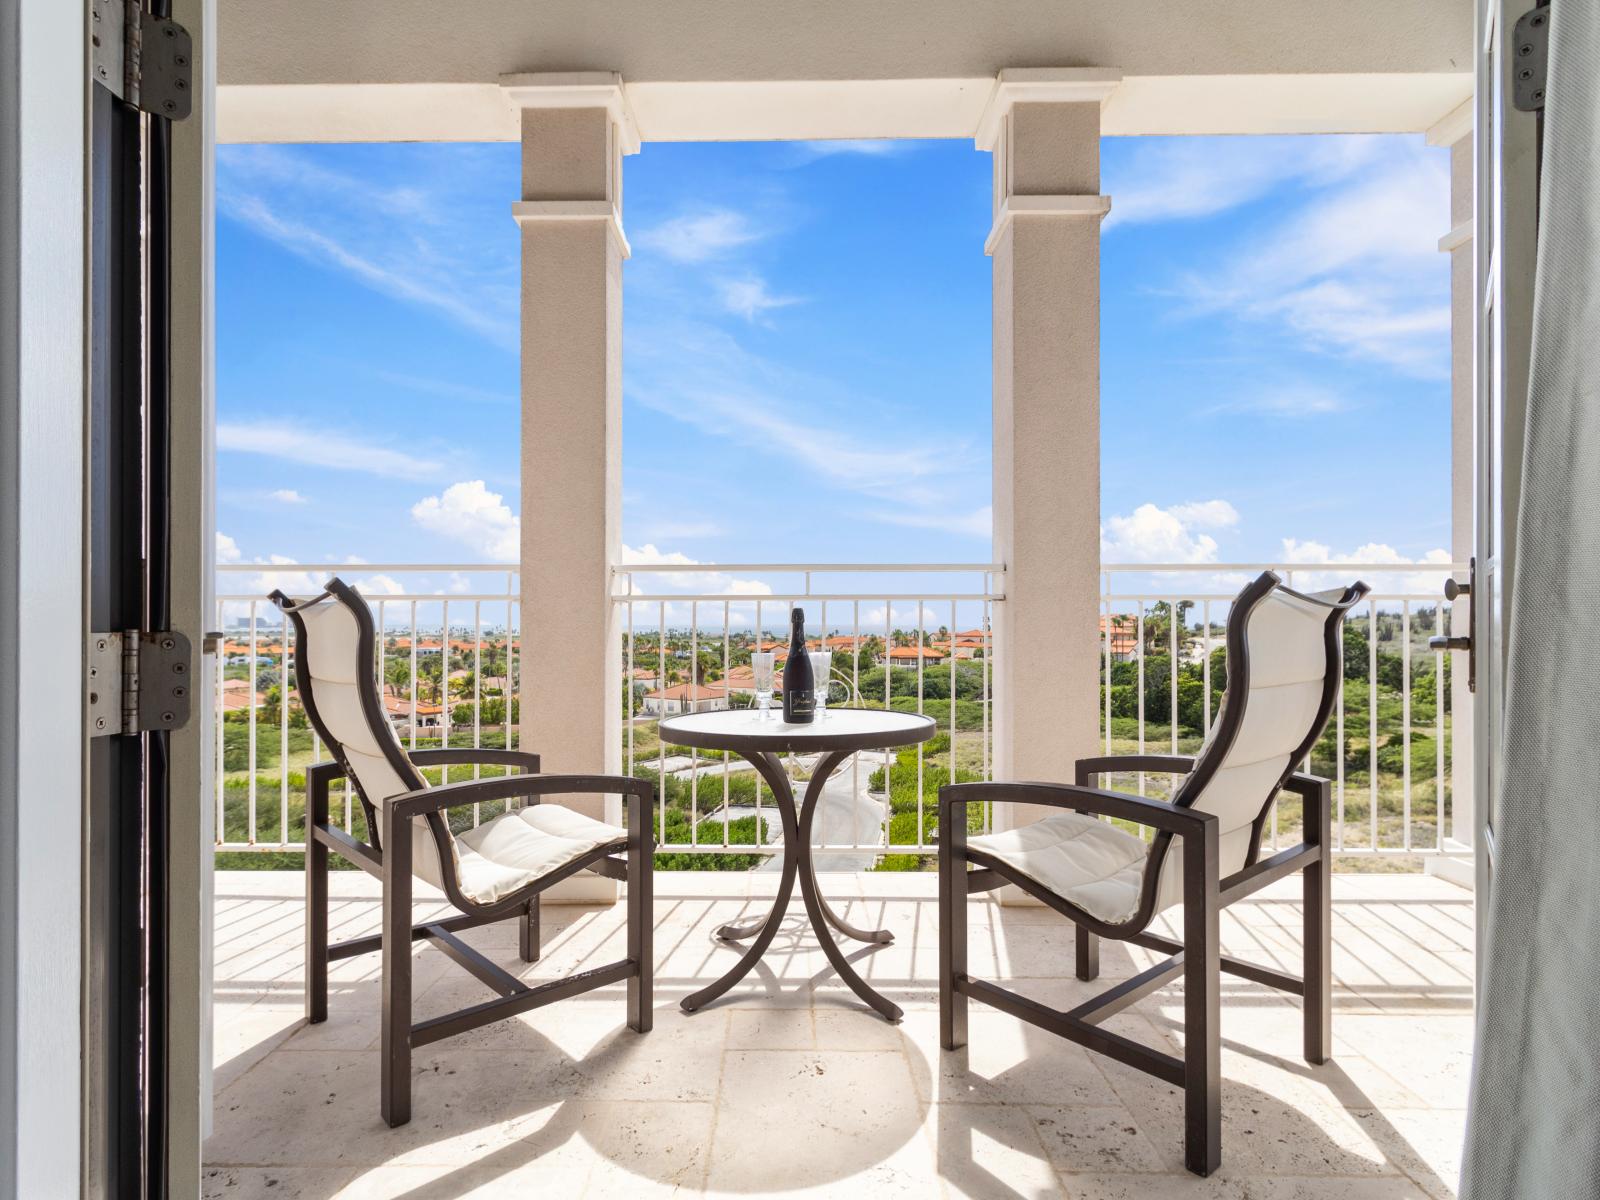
[[1170, 143, 1450, 376], [1168, 500, 1240, 530], [216, 532, 241, 563], [267, 488, 307, 505], [1279, 538, 1455, 595], [218, 421, 440, 479], [1105, 136, 1385, 229], [716, 275, 804, 323], [1101, 500, 1239, 564], [636, 210, 765, 264], [411, 480, 519, 562], [219, 553, 408, 621], [621, 543, 773, 598]]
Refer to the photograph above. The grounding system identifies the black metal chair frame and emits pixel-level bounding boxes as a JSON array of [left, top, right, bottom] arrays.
[[275, 580, 653, 1127], [938, 571, 1365, 1177]]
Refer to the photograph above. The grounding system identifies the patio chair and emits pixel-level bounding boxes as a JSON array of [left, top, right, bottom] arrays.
[[271, 578, 653, 1127], [938, 570, 1368, 1176]]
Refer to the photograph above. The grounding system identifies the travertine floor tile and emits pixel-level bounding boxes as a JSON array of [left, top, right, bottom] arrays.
[[206, 871, 1471, 1198]]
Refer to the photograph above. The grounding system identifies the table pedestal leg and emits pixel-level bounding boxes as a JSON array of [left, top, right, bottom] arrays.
[[681, 752, 799, 1012], [681, 747, 903, 1021], [796, 750, 903, 1023]]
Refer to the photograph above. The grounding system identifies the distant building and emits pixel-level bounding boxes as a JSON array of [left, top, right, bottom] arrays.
[[383, 695, 444, 730], [219, 678, 262, 712], [642, 682, 729, 715], [1100, 616, 1139, 661], [886, 645, 947, 665]]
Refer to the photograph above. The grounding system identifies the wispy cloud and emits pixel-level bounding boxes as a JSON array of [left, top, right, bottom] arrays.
[[1165, 141, 1450, 377], [627, 320, 961, 505], [793, 140, 908, 161], [716, 275, 804, 323], [1204, 383, 1351, 419], [635, 209, 766, 264], [217, 146, 518, 350], [267, 488, 307, 505], [873, 505, 992, 541], [218, 420, 440, 479], [1105, 136, 1385, 229], [223, 195, 517, 350]]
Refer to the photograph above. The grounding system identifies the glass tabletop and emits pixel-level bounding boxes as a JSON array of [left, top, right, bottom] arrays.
[[658, 706, 937, 754]]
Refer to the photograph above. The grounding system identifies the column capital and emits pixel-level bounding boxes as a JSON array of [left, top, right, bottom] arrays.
[[975, 67, 1122, 151], [500, 70, 640, 154]]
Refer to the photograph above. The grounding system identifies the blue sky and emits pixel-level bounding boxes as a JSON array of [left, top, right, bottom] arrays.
[[214, 133, 1453, 591]]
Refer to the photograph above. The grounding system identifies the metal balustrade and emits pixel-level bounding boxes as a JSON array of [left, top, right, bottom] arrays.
[[213, 560, 1466, 861]]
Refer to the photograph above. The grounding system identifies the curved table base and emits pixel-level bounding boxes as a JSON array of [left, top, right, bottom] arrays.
[[682, 748, 902, 1021], [717, 863, 893, 946]]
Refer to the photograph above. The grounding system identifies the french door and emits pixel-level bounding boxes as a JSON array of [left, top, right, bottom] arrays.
[[1471, 0, 1542, 970], [86, 1, 193, 1191]]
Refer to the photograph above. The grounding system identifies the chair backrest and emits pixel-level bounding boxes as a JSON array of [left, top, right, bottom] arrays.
[[1146, 570, 1368, 906], [270, 578, 457, 895]]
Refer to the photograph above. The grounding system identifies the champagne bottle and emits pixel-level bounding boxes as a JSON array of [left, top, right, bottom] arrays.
[[781, 606, 815, 723]]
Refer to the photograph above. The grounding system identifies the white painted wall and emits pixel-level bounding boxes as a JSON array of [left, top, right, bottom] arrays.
[[0, 3, 87, 1196]]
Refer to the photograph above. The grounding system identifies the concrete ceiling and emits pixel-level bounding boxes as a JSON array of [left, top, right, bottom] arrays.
[[216, 0, 1475, 142]]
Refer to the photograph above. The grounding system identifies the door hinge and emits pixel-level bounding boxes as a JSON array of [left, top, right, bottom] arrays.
[[89, 630, 194, 738], [1511, 6, 1550, 113], [90, 0, 193, 120]]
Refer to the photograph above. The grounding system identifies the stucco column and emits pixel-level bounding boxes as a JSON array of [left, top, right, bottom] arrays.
[[1428, 100, 1474, 851], [505, 74, 636, 898], [980, 70, 1119, 854]]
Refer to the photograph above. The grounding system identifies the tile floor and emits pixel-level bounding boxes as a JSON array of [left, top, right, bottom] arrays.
[[204, 869, 1473, 1199]]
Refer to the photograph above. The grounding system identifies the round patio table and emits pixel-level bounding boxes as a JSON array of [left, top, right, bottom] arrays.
[[659, 707, 936, 1022]]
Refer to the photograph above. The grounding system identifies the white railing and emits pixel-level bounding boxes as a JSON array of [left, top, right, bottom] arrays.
[[614, 563, 1001, 860], [213, 559, 1465, 863], [1101, 562, 1468, 857]]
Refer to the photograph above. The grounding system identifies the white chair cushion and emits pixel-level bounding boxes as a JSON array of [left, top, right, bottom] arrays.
[[452, 804, 629, 906], [968, 812, 1154, 926]]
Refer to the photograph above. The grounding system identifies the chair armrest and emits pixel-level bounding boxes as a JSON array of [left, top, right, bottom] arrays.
[[306, 760, 349, 787], [1074, 754, 1196, 785], [408, 748, 541, 773], [1279, 771, 1333, 847], [939, 780, 1215, 838], [390, 772, 653, 820]]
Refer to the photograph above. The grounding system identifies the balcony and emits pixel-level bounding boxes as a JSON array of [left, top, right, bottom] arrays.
[[204, 559, 1472, 1196], [205, 869, 1469, 1197]]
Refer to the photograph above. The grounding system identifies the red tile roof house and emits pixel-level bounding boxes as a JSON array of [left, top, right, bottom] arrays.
[[641, 681, 730, 716], [382, 694, 445, 730], [886, 645, 947, 664], [218, 678, 262, 713]]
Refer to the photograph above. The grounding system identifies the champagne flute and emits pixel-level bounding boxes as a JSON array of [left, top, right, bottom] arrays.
[[751, 652, 776, 720], [808, 651, 832, 714]]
